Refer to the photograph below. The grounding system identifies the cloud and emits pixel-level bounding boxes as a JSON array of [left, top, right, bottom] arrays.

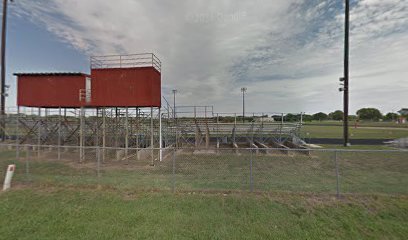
[[10, 0, 408, 114]]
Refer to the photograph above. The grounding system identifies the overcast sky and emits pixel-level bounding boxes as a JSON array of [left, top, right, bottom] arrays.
[[5, 0, 408, 115]]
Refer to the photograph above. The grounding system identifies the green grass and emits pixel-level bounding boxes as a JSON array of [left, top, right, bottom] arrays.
[[301, 125, 408, 139], [305, 121, 408, 128], [319, 145, 396, 150], [1, 149, 407, 195], [1, 149, 408, 239], [0, 189, 407, 239]]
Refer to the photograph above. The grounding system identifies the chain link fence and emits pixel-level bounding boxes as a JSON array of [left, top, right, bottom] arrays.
[[0, 144, 407, 196]]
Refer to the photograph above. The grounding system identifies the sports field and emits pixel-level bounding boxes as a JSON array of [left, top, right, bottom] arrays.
[[301, 121, 408, 139], [1, 147, 408, 239], [0, 126, 407, 239], [1, 189, 407, 240]]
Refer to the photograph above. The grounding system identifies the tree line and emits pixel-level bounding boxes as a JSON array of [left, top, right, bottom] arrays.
[[307, 108, 403, 122]]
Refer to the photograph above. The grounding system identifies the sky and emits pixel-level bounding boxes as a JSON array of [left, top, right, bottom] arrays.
[[3, 0, 408, 115]]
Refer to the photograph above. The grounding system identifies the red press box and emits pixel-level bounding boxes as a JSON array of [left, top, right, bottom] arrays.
[[15, 73, 90, 108], [90, 66, 161, 108], [15, 53, 162, 108]]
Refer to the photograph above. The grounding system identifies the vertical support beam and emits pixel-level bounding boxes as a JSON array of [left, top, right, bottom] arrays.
[[37, 108, 41, 159], [150, 107, 154, 166], [136, 108, 139, 159], [125, 107, 129, 159], [102, 108, 106, 162], [167, 102, 170, 119], [216, 113, 219, 149], [279, 113, 284, 143], [79, 107, 84, 163], [16, 106, 20, 160], [44, 108, 48, 147], [58, 107, 61, 160], [114, 107, 118, 147], [159, 108, 162, 161], [194, 106, 199, 148], [95, 108, 99, 160], [205, 107, 209, 149]]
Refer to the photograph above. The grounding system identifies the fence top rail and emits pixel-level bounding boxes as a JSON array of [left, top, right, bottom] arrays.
[[2, 143, 407, 153]]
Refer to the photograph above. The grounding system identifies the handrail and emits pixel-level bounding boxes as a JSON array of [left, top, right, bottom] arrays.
[[90, 53, 161, 72]]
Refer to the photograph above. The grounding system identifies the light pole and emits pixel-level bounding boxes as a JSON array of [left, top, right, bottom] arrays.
[[0, 0, 12, 141], [343, 0, 350, 147], [172, 89, 177, 119], [241, 87, 247, 123]]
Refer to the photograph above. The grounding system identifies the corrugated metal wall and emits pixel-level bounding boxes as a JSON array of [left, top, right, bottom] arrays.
[[90, 67, 161, 107], [17, 74, 87, 108], [16, 66, 161, 108]]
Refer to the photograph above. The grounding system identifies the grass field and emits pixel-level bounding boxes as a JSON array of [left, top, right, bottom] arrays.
[[1, 149, 407, 195], [301, 125, 408, 139], [304, 121, 408, 128], [0, 188, 407, 239], [1, 148, 408, 239]]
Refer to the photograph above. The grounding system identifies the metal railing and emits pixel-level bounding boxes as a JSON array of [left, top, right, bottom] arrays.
[[1, 143, 407, 197], [90, 53, 161, 72]]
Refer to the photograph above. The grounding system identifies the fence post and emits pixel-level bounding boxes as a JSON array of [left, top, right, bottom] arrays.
[[334, 151, 341, 198], [250, 149, 253, 192], [97, 147, 101, 178], [25, 147, 30, 183], [58, 107, 61, 161], [37, 108, 41, 159], [172, 148, 176, 193]]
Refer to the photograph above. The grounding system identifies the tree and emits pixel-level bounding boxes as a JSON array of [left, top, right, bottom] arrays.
[[329, 110, 343, 121], [284, 113, 297, 122], [384, 112, 399, 121], [312, 112, 328, 121], [302, 114, 313, 122], [356, 108, 382, 121]]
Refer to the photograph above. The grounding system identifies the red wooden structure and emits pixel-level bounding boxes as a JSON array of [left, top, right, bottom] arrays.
[[15, 53, 162, 108], [90, 67, 161, 107], [15, 73, 90, 108]]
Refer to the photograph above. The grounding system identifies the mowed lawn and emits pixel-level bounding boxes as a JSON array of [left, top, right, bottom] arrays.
[[0, 148, 408, 239], [0, 189, 408, 240], [301, 125, 408, 139], [1, 149, 407, 195]]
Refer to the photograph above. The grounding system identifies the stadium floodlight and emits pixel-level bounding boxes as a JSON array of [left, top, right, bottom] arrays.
[[342, 0, 350, 147], [172, 89, 177, 119], [241, 87, 247, 123]]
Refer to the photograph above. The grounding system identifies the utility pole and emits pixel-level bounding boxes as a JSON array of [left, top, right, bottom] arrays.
[[241, 87, 247, 123], [343, 0, 350, 147], [0, 0, 12, 141], [340, 0, 350, 147]]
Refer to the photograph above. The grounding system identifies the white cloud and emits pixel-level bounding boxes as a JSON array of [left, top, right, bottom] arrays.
[[10, 0, 408, 115]]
